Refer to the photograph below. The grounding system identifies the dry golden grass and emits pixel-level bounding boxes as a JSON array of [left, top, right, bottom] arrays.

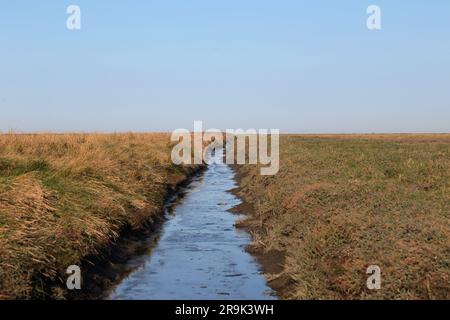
[[234, 134, 450, 299], [0, 133, 197, 299]]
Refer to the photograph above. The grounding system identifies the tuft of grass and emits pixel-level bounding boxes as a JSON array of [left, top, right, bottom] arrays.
[[234, 134, 450, 300], [0, 133, 198, 299]]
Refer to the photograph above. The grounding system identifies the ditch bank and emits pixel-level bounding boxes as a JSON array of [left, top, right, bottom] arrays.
[[73, 165, 206, 300], [228, 166, 295, 299], [37, 165, 206, 300]]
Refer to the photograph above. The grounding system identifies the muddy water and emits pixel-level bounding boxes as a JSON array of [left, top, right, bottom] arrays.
[[109, 151, 275, 300]]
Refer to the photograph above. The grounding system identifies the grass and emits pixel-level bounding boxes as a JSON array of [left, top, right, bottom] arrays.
[[233, 134, 450, 299], [0, 133, 198, 299], [1, 133, 448, 300]]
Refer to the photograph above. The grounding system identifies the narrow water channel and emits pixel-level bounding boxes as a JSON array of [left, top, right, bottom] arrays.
[[109, 151, 275, 300]]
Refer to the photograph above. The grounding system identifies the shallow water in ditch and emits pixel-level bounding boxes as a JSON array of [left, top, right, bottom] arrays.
[[109, 151, 275, 300]]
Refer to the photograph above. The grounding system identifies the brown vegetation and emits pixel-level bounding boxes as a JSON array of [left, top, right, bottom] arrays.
[[233, 134, 450, 299], [0, 133, 198, 299]]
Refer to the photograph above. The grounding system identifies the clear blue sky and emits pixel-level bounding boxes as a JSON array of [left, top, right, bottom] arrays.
[[1, 1, 449, 133]]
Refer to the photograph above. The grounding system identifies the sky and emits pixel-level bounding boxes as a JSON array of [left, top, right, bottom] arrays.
[[1, 1, 449, 133]]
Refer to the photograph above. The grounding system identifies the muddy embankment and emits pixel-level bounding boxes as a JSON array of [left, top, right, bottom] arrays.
[[69, 165, 207, 300], [0, 133, 207, 300], [228, 167, 292, 299]]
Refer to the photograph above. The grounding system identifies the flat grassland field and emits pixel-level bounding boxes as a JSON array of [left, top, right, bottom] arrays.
[[234, 134, 450, 299], [1, 133, 449, 299]]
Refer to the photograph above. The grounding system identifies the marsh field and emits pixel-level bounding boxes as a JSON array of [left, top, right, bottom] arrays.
[[0, 133, 199, 299], [0, 133, 449, 299], [234, 134, 450, 299]]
